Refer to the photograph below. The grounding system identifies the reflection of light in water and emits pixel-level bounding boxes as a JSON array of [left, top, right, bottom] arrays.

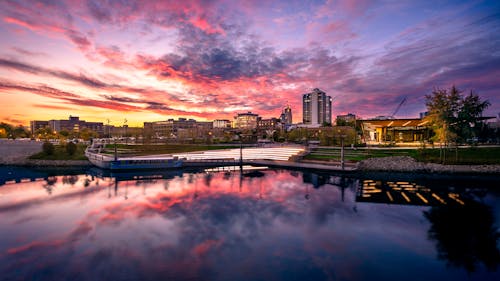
[[449, 193, 465, 205], [358, 179, 468, 206], [204, 165, 268, 172]]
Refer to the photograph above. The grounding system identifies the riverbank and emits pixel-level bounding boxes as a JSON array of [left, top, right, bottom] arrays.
[[0, 140, 90, 167], [356, 156, 500, 174], [2, 140, 500, 174], [0, 139, 42, 165]]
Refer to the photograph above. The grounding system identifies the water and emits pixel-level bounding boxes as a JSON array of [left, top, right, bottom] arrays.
[[0, 166, 499, 281]]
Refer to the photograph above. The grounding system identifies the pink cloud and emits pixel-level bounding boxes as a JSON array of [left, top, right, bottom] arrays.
[[6, 239, 65, 255]]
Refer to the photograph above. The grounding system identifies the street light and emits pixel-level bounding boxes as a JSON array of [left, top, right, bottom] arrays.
[[337, 129, 346, 170]]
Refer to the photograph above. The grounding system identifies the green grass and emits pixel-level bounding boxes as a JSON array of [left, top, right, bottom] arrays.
[[304, 147, 500, 165], [410, 147, 500, 165], [102, 144, 240, 156], [29, 144, 88, 160]]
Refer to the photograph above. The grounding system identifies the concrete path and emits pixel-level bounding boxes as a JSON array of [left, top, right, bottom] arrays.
[[0, 140, 42, 164], [246, 159, 356, 172]]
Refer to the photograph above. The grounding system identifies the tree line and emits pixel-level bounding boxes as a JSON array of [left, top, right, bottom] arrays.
[[425, 85, 492, 163]]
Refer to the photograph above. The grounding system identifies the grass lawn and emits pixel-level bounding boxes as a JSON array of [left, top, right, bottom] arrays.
[[304, 147, 500, 165], [102, 144, 240, 156], [29, 143, 88, 160], [410, 147, 500, 165]]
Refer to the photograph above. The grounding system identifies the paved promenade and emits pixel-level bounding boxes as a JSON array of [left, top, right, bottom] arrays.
[[246, 159, 356, 172], [0, 139, 42, 165]]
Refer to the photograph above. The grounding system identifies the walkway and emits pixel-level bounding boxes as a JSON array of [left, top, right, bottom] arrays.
[[246, 159, 356, 172]]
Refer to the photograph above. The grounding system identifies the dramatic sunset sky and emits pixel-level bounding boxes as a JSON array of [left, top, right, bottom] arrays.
[[0, 0, 499, 126]]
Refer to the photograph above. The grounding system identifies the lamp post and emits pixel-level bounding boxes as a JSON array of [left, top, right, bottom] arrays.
[[207, 131, 212, 144], [124, 119, 128, 144], [236, 132, 243, 167], [240, 135, 243, 166], [107, 119, 110, 140], [338, 129, 346, 170]]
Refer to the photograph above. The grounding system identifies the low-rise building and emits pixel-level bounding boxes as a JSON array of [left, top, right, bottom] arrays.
[[144, 118, 213, 139], [258, 118, 281, 130], [358, 118, 430, 143], [30, 120, 49, 133], [234, 112, 259, 130], [32, 116, 104, 136], [336, 113, 357, 126], [213, 119, 231, 128]]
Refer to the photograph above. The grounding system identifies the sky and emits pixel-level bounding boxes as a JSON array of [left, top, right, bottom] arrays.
[[0, 0, 499, 126]]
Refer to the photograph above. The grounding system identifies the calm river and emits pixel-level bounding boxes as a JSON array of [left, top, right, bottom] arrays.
[[0, 166, 499, 281]]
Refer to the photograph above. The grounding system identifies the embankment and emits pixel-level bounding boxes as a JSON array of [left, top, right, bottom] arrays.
[[357, 156, 500, 174]]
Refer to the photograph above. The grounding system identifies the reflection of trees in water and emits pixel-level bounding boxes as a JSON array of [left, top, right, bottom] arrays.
[[424, 201, 500, 272], [62, 175, 78, 185], [204, 173, 212, 187], [43, 176, 58, 194]]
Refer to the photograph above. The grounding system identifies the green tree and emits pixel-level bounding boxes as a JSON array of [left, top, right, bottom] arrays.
[[79, 128, 97, 141], [0, 123, 29, 139], [42, 141, 55, 155], [12, 126, 29, 138], [58, 130, 70, 138], [425, 86, 490, 162], [66, 141, 77, 155], [35, 127, 55, 140], [456, 92, 491, 143], [425, 86, 461, 146], [0, 123, 12, 138]]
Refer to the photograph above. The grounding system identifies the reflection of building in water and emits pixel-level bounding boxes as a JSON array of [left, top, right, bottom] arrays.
[[303, 173, 328, 188], [302, 172, 356, 190], [357, 179, 469, 206]]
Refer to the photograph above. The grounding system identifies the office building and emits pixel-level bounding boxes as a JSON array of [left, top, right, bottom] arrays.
[[258, 118, 281, 130], [30, 116, 104, 136], [302, 88, 332, 126], [336, 113, 356, 126], [30, 120, 49, 133], [233, 112, 260, 129], [213, 119, 231, 128], [280, 105, 293, 126], [144, 118, 213, 139]]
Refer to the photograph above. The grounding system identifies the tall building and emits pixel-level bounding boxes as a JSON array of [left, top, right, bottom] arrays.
[[280, 105, 293, 126], [302, 88, 332, 126]]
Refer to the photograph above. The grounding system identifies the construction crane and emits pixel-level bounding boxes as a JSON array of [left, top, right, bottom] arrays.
[[391, 97, 407, 118]]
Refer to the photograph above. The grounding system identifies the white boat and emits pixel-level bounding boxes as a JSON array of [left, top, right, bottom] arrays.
[[85, 143, 183, 170]]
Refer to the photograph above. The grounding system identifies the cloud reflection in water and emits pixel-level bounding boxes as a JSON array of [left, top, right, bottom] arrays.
[[0, 169, 499, 281]]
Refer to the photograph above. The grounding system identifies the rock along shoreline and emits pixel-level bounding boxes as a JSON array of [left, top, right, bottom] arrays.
[[0, 158, 91, 167], [356, 156, 500, 174]]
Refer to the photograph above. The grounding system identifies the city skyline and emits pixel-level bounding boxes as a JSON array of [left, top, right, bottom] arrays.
[[1, 0, 499, 127]]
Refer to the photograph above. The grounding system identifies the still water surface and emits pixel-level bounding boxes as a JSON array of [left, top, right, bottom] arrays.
[[0, 166, 499, 281]]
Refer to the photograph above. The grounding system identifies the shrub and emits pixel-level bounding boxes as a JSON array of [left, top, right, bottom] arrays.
[[42, 141, 54, 155], [66, 141, 77, 155]]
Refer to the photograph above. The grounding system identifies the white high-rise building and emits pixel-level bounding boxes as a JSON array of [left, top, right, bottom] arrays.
[[302, 88, 332, 126]]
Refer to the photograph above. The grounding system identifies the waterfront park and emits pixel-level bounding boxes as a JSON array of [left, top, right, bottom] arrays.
[[2, 0, 500, 280], [1, 86, 500, 280]]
